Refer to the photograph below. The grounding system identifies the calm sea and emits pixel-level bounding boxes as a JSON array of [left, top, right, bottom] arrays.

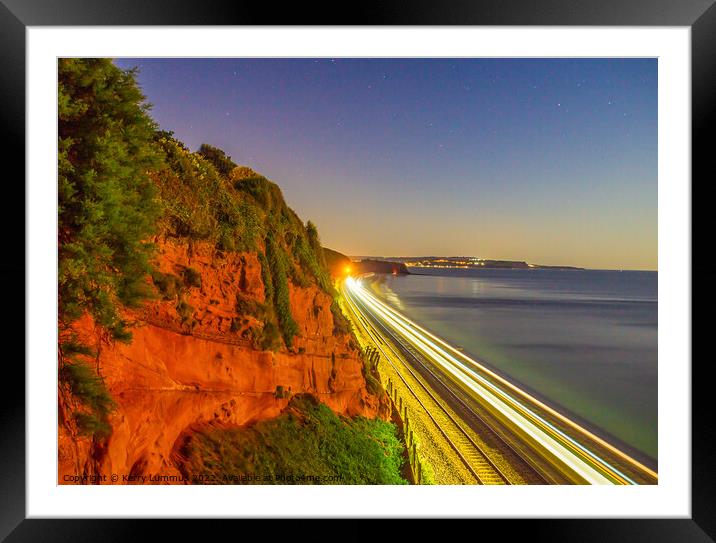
[[376, 268, 657, 461]]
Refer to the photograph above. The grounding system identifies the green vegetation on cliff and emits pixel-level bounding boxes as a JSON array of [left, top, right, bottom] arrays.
[[58, 58, 160, 438], [58, 58, 161, 343], [263, 232, 300, 347], [155, 139, 339, 348], [57, 59, 366, 441], [178, 394, 407, 485], [59, 359, 115, 437], [59, 58, 344, 355], [154, 136, 261, 252]]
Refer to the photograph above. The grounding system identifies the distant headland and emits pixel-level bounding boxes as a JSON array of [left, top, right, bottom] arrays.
[[349, 256, 584, 271], [323, 248, 410, 275]]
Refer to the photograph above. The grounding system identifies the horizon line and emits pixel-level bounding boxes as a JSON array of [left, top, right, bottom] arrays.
[[342, 254, 657, 273]]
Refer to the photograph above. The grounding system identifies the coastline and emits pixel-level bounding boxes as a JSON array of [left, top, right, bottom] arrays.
[[367, 268, 658, 463]]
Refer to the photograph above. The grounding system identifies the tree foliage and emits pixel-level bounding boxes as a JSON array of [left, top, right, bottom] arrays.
[[58, 58, 161, 340], [59, 360, 115, 436]]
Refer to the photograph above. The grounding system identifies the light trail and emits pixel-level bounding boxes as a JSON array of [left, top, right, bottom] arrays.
[[346, 285, 513, 484], [344, 276, 657, 485]]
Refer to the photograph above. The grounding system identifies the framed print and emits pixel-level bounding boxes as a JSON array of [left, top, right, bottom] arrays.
[[3, 0, 712, 539]]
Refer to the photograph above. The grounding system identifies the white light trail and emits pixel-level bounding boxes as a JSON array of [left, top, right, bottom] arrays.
[[345, 277, 648, 485]]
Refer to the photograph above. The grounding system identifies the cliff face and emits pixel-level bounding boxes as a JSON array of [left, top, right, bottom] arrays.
[[58, 239, 386, 484]]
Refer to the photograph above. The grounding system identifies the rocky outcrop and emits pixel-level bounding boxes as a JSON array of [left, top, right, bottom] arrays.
[[58, 239, 387, 484]]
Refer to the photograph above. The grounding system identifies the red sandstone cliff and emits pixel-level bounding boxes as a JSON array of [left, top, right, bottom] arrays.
[[58, 239, 386, 484]]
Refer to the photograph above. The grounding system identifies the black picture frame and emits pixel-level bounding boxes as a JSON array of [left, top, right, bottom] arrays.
[[3, 0, 710, 539]]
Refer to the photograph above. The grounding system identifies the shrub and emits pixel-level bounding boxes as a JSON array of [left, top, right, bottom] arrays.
[[235, 293, 265, 318], [151, 270, 182, 300], [331, 301, 352, 335], [155, 139, 260, 250], [306, 221, 321, 252], [176, 299, 194, 323], [360, 347, 384, 398], [197, 143, 237, 176], [230, 166, 261, 182], [183, 267, 202, 288], [233, 174, 283, 211], [274, 385, 290, 399], [258, 321, 282, 352], [364, 373, 383, 397], [289, 267, 311, 289]]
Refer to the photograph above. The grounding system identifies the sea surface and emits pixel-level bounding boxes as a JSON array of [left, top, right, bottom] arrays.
[[374, 268, 657, 461]]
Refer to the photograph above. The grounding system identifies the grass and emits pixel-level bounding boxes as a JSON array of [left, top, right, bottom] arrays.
[[178, 394, 408, 485]]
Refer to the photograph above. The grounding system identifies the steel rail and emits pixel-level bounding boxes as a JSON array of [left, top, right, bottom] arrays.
[[348, 278, 649, 484], [344, 284, 512, 485], [356, 290, 551, 484]]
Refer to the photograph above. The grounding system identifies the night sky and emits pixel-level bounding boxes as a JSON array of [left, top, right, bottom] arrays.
[[115, 58, 657, 270]]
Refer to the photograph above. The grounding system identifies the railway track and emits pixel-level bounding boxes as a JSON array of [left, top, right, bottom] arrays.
[[345, 286, 512, 485], [344, 277, 659, 485], [373, 310, 555, 484]]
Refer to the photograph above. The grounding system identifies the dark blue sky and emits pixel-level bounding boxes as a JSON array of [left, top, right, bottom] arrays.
[[116, 58, 657, 269]]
